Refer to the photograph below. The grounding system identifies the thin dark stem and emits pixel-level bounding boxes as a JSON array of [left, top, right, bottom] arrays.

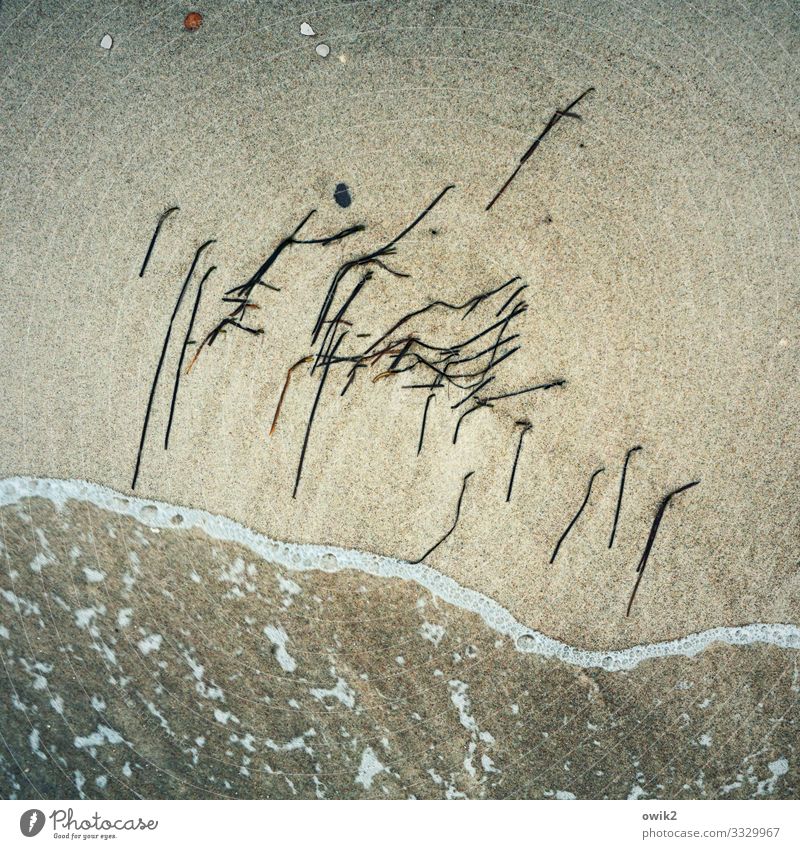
[[363, 275, 520, 361], [452, 401, 493, 444], [447, 333, 520, 368], [608, 445, 643, 549], [340, 277, 521, 396], [475, 344, 521, 379], [312, 185, 455, 345], [486, 87, 594, 211], [131, 239, 215, 490], [549, 466, 605, 564], [292, 332, 347, 500], [270, 356, 313, 436], [410, 471, 474, 564], [311, 273, 369, 375], [139, 206, 179, 277], [496, 284, 528, 317], [506, 421, 532, 502], [164, 265, 215, 450], [451, 375, 495, 410], [446, 304, 526, 354], [417, 393, 435, 455], [626, 480, 700, 617], [339, 366, 360, 397], [484, 378, 565, 404], [389, 338, 415, 372]]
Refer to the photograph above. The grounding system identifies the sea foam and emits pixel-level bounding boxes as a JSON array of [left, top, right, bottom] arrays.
[[1, 475, 798, 671]]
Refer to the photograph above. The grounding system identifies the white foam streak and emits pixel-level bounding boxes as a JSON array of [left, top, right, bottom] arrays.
[[2, 476, 798, 671]]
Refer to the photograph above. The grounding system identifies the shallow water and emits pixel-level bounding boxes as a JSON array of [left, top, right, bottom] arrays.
[[1, 485, 797, 799]]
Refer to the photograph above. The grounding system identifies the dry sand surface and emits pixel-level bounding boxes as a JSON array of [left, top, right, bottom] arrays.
[[0, 0, 797, 799]]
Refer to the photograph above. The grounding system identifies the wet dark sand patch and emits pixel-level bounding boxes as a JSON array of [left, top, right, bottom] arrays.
[[0, 497, 796, 799]]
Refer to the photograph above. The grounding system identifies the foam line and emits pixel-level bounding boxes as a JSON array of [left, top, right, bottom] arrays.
[[1, 476, 798, 671]]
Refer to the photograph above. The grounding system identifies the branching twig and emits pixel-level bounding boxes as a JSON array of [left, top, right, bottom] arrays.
[[486, 88, 594, 211]]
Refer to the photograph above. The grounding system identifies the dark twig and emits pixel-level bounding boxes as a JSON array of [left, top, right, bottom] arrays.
[[311, 273, 369, 375], [486, 87, 594, 211], [363, 276, 520, 362], [139, 206, 179, 277], [506, 420, 532, 502], [450, 375, 495, 410], [164, 264, 215, 450], [312, 185, 455, 345], [447, 332, 520, 368], [626, 480, 700, 617], [417, 393, 435, 455], [608, 445, 643, 549], [190, 212, 362, 372], [131, 239, 215, 489], [340, 278, 522, 397], [549, 466, 605, 563], [496, 284, 528, 317], [484, 378, 565, 404], [410, 471, 474, 564], [453, 400, 493, 444], [370, 308, 526, 389], [270, 355, 314, 436]]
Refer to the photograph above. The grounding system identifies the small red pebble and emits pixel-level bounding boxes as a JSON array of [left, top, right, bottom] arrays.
[[183, 12, 203, 31]]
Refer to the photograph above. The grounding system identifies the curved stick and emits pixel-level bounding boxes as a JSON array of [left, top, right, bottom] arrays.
[[549, 466, 605, 564], [270, 356, 314, 436], [452, 400, 493, 445], [410, 471, 474, 564], [139, 206, 179, 277], [626, 480, 700, 617], [164, 265, 215, 449]]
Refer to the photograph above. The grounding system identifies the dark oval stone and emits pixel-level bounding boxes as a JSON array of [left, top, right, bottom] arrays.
[[333, 183, 352, 208]]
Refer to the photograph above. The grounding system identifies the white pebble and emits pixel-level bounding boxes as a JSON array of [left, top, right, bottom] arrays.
[[315, 43, 330, 58], [300, 22, 315, 36], [100, 34, 113, 50]]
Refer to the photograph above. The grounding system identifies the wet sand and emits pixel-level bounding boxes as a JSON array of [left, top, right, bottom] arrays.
[[1, 495, 797, 799]]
